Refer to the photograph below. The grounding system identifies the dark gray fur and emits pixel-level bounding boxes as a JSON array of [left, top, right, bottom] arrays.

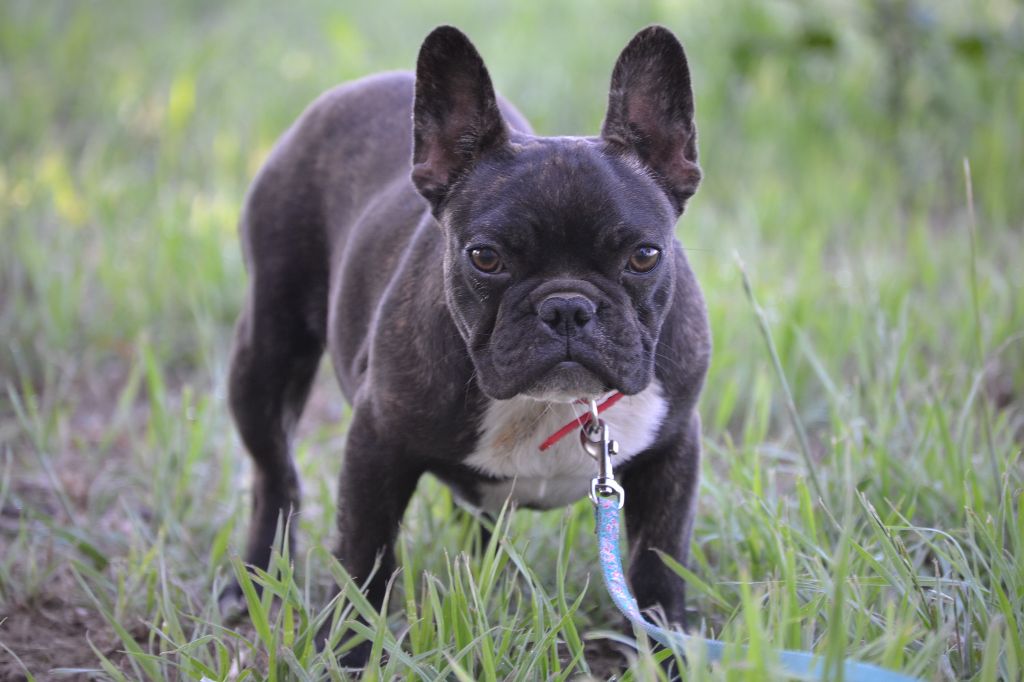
[[223, 25, 711, 666]]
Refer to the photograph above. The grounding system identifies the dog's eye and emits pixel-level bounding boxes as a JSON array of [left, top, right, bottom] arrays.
[[627, 246, 661, 273], [469, 247, 503, 274]]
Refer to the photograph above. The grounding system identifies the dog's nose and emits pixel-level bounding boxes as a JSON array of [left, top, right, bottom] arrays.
[[538, 295, 595, 336]]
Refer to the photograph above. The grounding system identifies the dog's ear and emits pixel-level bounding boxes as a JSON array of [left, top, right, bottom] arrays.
[[413, 26, 508, 212], [602, 26, 701, 214]]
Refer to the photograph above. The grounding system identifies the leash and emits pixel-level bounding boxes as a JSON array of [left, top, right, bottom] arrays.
[[575, 400, 920, 681], [538, 391, 624, 451]]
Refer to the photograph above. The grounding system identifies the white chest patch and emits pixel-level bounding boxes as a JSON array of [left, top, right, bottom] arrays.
[[463, 381, 668, 514]]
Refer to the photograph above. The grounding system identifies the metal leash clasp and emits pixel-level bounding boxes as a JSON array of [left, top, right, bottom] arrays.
[[581, 399, 625, 508]]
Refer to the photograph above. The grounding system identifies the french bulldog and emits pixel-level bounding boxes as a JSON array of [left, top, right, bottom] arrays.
[[222, 24, 710, 665]]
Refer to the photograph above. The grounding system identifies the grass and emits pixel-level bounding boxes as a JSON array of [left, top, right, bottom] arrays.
[[1, 0, 1022, 679]]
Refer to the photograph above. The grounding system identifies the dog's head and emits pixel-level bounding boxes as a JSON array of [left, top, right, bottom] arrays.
[[412, 26, 701, 401]]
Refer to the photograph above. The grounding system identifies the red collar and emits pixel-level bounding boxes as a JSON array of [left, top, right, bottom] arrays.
[[538, 392, 624, 451]]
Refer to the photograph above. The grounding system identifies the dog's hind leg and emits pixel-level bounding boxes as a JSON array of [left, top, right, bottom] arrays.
[[220, 197, 328, 613]]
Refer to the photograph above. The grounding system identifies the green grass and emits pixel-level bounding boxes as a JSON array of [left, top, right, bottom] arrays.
[[1, 0, 1022, 679]]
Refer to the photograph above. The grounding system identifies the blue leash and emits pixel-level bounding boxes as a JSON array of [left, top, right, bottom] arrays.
[[573, 402, 919, 681]]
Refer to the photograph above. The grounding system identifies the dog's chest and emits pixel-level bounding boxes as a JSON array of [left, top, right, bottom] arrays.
[[462, 382, 668, 514]]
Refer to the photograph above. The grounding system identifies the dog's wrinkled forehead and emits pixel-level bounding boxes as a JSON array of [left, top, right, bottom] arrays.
[[445, 137, 675, 250]]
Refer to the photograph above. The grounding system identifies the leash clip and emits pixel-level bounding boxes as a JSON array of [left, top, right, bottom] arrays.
[[581, 405, 624, 508]]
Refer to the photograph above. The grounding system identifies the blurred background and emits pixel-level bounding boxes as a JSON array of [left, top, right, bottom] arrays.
[[1, 0, 1022, 390], [1, 0, 1022, 679]]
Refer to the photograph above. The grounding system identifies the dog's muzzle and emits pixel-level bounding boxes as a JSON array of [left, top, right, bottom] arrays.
[[537, 292, 596, 338]]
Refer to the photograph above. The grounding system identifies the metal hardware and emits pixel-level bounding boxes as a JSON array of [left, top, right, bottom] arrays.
[[581, 414, 624, 508], [587, 398, 601, 428]]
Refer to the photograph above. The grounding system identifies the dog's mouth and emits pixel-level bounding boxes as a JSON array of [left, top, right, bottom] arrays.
[[518, 360, 610, 403], [477, 291, 655, 401]]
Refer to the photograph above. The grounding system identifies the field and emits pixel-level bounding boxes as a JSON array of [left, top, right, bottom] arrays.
[[1, 1, 1022, 680]]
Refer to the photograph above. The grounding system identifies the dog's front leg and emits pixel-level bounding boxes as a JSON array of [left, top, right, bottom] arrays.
[[324, 409, 423, 667], [619, 412, 702, 627]]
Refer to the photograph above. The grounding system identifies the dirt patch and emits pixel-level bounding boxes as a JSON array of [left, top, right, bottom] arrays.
[[0, 360, 347, 681], [0, 359, 142, 680], [0, 575, 133, 681]]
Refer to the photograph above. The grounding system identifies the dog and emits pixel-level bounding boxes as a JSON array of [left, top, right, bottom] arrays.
[[221, 24, 710, 665]]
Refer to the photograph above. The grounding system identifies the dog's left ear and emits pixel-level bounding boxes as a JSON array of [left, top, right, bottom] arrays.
[[602, 26, 701, 214], [413, 26, 509, 213]]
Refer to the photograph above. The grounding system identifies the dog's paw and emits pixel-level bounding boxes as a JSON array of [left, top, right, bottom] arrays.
[[316, 618, 373, 669], [337, 640, 372, 670], [217, 581, 248, 622]]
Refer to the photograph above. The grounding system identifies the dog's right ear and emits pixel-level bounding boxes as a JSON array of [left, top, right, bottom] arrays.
[[412, 26, 508, 213], [602, 26, 701, 215]]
